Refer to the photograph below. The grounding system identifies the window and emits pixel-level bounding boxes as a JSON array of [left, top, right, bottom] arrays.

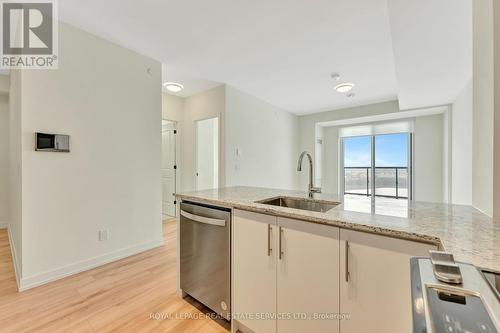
[[342, 131, 412, 201]]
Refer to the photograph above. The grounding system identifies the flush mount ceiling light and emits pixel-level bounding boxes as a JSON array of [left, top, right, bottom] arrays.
[[334, 83, 355, 93], [163, 82, 184, 93]]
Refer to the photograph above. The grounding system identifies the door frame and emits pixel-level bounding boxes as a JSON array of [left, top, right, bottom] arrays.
[[162, 119, 178, 218], [194, 116, 220, 191]]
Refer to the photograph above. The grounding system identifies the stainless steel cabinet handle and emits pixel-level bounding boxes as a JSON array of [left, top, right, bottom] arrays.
[[345, 241, 350, 282], [180, 210, 226, 227], [267, 224, 272, 256], [279, 227, 284, 260]]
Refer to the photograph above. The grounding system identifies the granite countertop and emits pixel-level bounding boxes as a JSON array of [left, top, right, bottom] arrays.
[[176, 186, 500, 271]]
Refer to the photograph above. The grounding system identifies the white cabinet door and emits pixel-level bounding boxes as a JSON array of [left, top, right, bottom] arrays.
[[233, 210, 277, 333], [277, 218, 340, 333], [339, 229, 437, 333]]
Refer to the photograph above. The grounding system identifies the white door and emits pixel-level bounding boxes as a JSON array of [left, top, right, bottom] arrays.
[[277, 218, 340, 333], [161, 120, 176, 219], [339, 229, 436, 333], [195, 117, 219, 190], [233, 210, 277, 333]]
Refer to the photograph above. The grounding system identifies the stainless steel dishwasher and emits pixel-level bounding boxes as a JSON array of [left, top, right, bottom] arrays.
[[180, 201, 231, 320]]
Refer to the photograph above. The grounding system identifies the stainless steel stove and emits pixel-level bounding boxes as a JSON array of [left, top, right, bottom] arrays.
[[410, 253, 500, 333], [481, 268, 500, 301]]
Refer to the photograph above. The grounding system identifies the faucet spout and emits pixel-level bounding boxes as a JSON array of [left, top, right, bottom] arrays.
[[297, 151, 310, 171], [297, 151, 322, 198]]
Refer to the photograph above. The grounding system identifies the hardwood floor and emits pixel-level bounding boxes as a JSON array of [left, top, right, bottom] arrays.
[[0, 220, 231, 333]]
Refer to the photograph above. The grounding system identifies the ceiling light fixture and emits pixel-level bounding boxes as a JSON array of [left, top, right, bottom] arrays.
[[163, 82, 184, 93], [334, 83, 355, 93]]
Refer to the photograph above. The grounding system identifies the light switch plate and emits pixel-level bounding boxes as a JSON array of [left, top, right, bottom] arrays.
[[98, 230, 109, 241]]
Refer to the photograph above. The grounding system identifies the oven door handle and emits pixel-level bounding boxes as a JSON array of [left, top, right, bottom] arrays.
[[180, 210, 226, 227]]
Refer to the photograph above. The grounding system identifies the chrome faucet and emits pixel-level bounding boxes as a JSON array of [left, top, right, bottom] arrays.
[[297, 151, 322, 198]]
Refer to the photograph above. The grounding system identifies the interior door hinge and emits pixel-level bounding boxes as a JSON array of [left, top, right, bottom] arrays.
[[174, 130, 177, 134], [174, 165, 177, 170], [174, 200, 177, 205]]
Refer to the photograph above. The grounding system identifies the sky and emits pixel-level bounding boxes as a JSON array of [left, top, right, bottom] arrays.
[[344, 133, 408, 167]]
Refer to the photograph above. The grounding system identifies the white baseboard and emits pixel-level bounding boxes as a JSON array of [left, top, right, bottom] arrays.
[[7, 227, 21, 290], [472, 205, 493, 218], [162, 214, 176, 221], [19, 238, 165, 291]]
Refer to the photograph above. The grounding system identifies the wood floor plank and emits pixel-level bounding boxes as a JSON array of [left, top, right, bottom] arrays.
[[0, 221, 230, 332]]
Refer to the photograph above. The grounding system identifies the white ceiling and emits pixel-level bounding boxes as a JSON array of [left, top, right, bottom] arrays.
[[59, 0, 471, 115], [161, 64, 222, 98], [387, 0, 472, 110]]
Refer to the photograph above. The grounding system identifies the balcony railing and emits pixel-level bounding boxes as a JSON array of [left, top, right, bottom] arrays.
[[344, 167, 408, 199]]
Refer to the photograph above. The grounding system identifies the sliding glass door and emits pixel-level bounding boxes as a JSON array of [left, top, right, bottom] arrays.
[[342, 132, 412, 201], [374, 133, 409, 199], [343, 136, 372, 196]]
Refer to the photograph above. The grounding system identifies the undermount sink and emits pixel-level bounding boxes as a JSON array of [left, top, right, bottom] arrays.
[[257, 196, 340, 213]]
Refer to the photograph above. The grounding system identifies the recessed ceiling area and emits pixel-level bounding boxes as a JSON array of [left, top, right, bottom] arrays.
[[387, 0, 472, 110], [59, 0, 472, 114]]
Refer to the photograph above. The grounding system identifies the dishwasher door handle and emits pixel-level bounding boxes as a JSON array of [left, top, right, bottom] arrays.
[[180, 210, 226, 227]]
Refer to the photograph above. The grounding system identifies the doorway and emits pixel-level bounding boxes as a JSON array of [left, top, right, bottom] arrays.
[[342, 132, 412, 204], [162, 119, 177, 219], [195, 117, 219, 191]]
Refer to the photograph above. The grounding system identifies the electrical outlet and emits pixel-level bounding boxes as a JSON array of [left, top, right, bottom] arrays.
[[98, 230, 109, 241]]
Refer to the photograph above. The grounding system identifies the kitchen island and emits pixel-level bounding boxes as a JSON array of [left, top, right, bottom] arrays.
[[176, 186, 500, 333], [177, 186, 500, 271]]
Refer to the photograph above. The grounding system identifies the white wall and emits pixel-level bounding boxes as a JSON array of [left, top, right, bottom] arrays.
[[0, 93, 9, 225], [298, 101, 401, 190], [321, 126, 340, 194], [162, 93, 184, 123], [162, 89, 226, 193], [472, 0, 494, 216], [9, 70, 22, 281], [163, 86, 298, 192], [16, 23, 163, 289], [196, 118, 218, 190], [315, 126, 324, 187], [225, 86, 299, 190], [318, 114, 444, 202], [451, 80, 473, 205], [494, 0, 500, 220], [162, 93, 183, 195], [0, 75, 9, 94], [181, 86, 225, 192], [414, 114, 444, 202], [442, 109, 451, 203]]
